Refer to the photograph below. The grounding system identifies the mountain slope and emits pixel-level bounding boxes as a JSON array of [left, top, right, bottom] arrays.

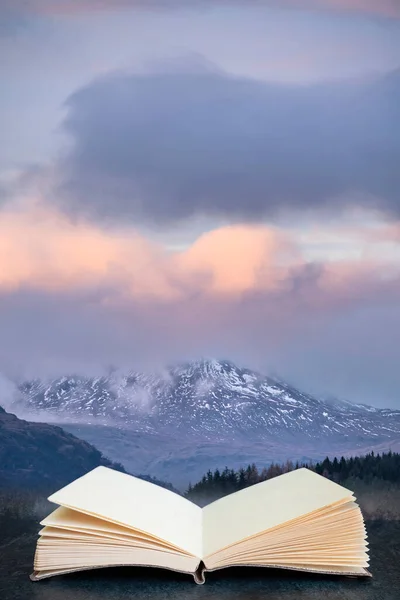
[[0, 405, 125, 488], [13, 359, 400, 445]]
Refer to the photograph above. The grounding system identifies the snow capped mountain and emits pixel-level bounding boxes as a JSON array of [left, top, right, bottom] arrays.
[[11, 359, 400, 444], [9, 359, 400, 488]]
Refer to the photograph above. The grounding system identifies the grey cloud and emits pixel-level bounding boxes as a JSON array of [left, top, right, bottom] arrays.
[[56, 65, 400, 226], [0, 10, 28, 36]]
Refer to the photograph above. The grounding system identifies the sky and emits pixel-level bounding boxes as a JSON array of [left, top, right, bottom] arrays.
[[0, 0, 399, 407]]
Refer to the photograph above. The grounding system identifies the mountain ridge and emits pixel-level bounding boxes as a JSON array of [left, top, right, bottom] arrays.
[[9, 358, 400, 445]]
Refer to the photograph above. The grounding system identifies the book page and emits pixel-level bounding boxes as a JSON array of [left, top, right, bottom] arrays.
[[48, 467, 202, 556], [33, 545, 200, 577], [202, 468, 354, 557]]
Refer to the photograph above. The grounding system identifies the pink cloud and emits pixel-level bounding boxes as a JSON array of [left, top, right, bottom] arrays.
[[1, 201, 399, 295], [1, 201, 399, 407], [364, 222, 400, 243], [0, 203, 177, 299], [1, 201, 398, 319]]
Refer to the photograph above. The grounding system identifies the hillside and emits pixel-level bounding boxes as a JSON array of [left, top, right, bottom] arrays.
[[0, 404, 125, 488]]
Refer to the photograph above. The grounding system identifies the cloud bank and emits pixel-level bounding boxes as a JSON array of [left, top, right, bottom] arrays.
[[55, 65, 400, 226], [0, 49, 399, 408], [0, 200, 399, 407]]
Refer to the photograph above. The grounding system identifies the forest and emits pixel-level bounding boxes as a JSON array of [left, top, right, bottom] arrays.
[[185, 451, 400, 518]]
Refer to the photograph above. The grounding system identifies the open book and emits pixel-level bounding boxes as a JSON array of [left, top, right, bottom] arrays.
[[31, 466, 370, 584]]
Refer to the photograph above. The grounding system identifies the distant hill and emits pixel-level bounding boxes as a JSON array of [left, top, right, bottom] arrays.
[[0, 404, 125, 489]]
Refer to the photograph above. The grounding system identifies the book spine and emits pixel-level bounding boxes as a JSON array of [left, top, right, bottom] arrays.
[[193, 562, 206, 584]]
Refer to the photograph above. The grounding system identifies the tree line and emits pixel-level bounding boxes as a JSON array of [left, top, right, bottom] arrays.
[[185, 451, 400, 506]]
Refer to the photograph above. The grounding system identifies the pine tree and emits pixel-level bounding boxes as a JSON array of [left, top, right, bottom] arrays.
[[185, 451, 400, 504]]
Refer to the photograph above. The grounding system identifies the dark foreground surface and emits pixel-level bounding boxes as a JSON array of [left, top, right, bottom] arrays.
[[1, 521, 399, 600]]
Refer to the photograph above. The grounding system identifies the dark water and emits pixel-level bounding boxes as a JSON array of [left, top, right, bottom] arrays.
[[1, 522, 399, 600]]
